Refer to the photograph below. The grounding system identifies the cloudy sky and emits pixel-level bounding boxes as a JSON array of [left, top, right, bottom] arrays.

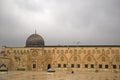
[[0, 0, 120, 49]]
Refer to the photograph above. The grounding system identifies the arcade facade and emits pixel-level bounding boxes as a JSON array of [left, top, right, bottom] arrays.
[[0, 33, 120, 72]]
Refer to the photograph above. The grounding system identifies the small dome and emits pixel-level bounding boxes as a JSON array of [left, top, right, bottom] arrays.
[[26, 34, 44, 47]]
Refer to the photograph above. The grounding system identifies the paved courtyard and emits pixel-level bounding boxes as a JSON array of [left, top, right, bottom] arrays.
[[0, 71, 120, 80]]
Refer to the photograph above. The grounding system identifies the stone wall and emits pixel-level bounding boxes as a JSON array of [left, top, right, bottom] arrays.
[[1, 46, 120, 72]]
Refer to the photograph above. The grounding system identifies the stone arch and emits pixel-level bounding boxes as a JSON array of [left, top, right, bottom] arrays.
[[47, 64, 51, 69], [56, 53, 68, 61], [111, 55, 120, 69], [32, 61, 37, 70], [97, 54, 110, 69], [69, 55, 81, 68], [69, 55, 81, 63], [112, 55, 120, 64], [98, 54, 110, 63], [56, 53, 68, 68], [56, 53, 68, 63], [83, 54, 96, 64], [82, 54, 96, 69], [44, 57, 52, 70]]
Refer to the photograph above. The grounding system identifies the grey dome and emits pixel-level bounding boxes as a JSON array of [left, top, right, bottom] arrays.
[[26, 34, 44, 47]]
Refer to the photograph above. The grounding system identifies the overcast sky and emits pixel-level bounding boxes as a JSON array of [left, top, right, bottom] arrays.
[[0, 0, 120, 50]]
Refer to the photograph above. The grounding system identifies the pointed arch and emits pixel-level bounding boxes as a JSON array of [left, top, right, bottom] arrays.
[[56, 53, 68, 68], [112, 55, 120, 63], [83, 54, 96, 64], [69, 55, 81, 68], [98, 54, 110, 63], [69, 54, 81, 63], [56, 53, 68, 64]]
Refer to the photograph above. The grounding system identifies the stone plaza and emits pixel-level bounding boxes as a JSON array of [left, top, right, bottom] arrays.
[[0, 71, 120, 80]]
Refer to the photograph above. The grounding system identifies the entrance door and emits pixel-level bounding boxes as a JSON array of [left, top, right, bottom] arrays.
[[47, 64, 51, 69], [33, 64, 36, 68], [32, 64, 36, 71]]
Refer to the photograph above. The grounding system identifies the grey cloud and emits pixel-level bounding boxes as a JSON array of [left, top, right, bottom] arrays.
[[14, 0, 45, 12], [0, 0, 120, 49]]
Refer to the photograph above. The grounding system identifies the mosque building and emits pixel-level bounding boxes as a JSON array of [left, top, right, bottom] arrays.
[[0, 33, 120, 72]]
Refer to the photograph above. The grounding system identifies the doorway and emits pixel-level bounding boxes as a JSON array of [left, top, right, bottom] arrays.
[[47, 64, 51, 69], [33, 64, 36, 68]]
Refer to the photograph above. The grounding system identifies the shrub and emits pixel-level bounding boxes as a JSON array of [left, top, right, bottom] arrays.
[[17, 68, 26, 71]]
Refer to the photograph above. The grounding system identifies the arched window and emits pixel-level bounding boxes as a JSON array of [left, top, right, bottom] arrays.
[[74, 49, 77, 54], [112, 50, 114, 54], [102, 50, 105, 54], [87, 56, 91, 62], [116, 56, 120, 62], [106, 50, 110, 54], [57, 50, 59, 53], [74, 56, 77, 61], [53, 50, 55, 53], [65, 50, 68, 53], [102, 56, 105, 62], [69, 50, 72, 53], [97, 50, 100, 54], [84, 50, 86, 54], [61, 56, 64, 61]]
